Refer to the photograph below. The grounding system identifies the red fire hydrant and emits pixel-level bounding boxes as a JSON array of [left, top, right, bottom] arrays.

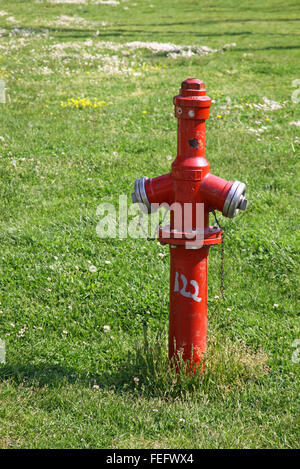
[[132, 78, 248, 369]]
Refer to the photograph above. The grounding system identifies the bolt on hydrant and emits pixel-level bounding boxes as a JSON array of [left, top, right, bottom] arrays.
[[132, 78, 248, 370]]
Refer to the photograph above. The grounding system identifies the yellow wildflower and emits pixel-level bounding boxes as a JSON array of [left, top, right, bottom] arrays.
[[60, 97, 112, 109]]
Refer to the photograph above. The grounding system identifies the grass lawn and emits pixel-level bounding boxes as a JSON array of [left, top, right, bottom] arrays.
[[0, 0, 299, 449]]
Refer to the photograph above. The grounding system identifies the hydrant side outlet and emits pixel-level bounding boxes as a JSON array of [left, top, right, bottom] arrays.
[[132, 78, 248, 369]]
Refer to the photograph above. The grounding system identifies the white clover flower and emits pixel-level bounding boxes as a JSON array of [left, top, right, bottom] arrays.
[[17, 326, 27, 337], [89, 265, 97, 273]]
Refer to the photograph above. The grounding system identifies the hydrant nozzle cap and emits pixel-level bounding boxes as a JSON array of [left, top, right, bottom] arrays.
[[222, 181, 248, 218], [132, 176, 151, 214], [238, 195, 248, 211]]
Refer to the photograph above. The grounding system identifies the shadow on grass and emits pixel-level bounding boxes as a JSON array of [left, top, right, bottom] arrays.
[[1, 25, 251, 40], [0, 329, 269, 399], [3, 25, 299, 43], [127, 17, 300, 27], [0, 362, 97, 388]]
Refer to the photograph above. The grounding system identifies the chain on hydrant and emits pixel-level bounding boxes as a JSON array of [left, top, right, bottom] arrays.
[[132, 78, 248, 370], [211, 209, 225, 300]]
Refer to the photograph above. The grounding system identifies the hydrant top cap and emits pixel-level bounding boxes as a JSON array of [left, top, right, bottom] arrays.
[[177, 78, 209, 102], [181, 78, 205, 91]]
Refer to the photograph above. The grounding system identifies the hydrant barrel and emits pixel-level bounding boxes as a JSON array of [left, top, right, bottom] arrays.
[[170, 246, 209, 368]]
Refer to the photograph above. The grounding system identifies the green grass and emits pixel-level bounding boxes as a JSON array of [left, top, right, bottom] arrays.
[[0, 0, 299, 449]]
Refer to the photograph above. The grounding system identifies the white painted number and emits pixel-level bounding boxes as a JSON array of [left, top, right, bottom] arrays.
[[174, 272, 202, 303]]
